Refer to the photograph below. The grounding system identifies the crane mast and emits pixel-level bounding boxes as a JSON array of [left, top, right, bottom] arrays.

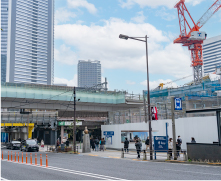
[[174, 0, 221, 83]]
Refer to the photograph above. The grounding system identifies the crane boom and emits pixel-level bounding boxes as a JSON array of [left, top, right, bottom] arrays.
[[197, 0, 221, 28], [174, 0, 221, 83]]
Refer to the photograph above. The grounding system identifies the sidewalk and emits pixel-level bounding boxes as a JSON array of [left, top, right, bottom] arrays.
[[38, 144, 221, 166], [42, 143, 185, 162]]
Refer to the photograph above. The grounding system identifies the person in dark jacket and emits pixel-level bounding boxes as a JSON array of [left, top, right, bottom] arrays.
[[191, 137, 196, 143], [94, 137, 99, 151], [135, 140, 142, 158], [145, 137, 149, 151], [124, 138, 129, 153], [176, 141, 181, 157], [91, 139, 95, 151]]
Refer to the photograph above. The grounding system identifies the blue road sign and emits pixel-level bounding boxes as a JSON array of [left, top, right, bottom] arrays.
[[103, 131, 114, 136], [174, 97, 182, 110], [154, 136, 168, 152]]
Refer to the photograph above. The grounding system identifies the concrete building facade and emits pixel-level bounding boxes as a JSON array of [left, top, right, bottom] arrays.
[[1, 0, 54, 85], [78, 60, 101, 88], [203, 35, 221, 75]]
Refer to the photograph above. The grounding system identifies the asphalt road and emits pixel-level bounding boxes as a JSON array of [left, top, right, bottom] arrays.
[[1, 148, 221, 180]]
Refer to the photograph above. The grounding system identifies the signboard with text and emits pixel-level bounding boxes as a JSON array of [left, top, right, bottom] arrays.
[[174, 97, 182, 110], [58, 121, 82, 126], [154, 136, 168, 152], [103, 131, 114, 136]]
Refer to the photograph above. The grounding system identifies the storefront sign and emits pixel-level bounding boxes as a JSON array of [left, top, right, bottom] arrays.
[[58, 121, 82, 126]]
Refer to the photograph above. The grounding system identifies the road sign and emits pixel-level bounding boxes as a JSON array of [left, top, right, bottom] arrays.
[[154, 136, 168, 152], [103, 131, 114, 136], [174, 97, 182, 110]]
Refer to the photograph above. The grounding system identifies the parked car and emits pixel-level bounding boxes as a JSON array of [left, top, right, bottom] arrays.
[[20, 139, 39, 152], [6, 141, 21, 150]]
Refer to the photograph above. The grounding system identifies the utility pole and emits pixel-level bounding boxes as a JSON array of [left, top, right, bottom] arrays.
[[171, 96, 177, 160], [145, 35, 153, 160], [73, 87, 76, 153], [55, 111, 58, 152]]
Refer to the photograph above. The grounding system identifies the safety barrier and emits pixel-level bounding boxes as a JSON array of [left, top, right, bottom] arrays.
[[35, 153, 37, 165], [46, 154, 48, 167], [30, 153, 32, 165], [40, 154, 42, 166], [4, 152, 48, 167]]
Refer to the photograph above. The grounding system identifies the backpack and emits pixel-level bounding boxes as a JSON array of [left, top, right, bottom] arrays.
[[95, 139, 99, 145]]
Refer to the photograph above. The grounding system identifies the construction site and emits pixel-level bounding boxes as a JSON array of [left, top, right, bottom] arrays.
[[107, 0, 221, 125]]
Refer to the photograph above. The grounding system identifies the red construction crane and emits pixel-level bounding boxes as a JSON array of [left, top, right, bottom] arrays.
[[174, 0, 221, 83]]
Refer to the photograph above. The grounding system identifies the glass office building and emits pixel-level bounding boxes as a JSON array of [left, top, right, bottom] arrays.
[[203, 35, 221, 75], [78, 60, 101, 88], [1, 0, 54, 85]]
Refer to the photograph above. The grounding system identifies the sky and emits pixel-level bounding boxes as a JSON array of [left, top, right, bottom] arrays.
[[54, 0, 221, 94]]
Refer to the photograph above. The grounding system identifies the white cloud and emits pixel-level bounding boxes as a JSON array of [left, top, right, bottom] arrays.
[[55, 8, 76, 24], [54, 44, 77, 65], [155, 7, 176, 21], [54, 74, 78, 87], [140, 79, 179, 90], [131, 11, 146, 23], [126, 80, 136, 85], [55, 18, 192, 79], [119, 0, 205, 9], [67, 0, 97, 14]]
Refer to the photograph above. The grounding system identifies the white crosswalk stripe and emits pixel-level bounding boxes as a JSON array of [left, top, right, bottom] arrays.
[[1, 159, 126, 180]]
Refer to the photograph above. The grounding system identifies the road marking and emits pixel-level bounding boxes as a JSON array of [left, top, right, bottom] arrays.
[[108, 156, 120, 159], [164, 169, 221, 176], [1, 177, 9, 180], [88, 154, 98, 156], [1, 159, 126, 180]]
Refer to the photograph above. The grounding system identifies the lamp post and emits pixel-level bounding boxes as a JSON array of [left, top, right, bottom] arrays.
[[73, 87, 76, 153], [119, 34, 153, 160]]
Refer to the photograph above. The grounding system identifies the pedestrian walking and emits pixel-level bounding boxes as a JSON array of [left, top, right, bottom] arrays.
[[41, 139, 44, 148], [90, 137, 93, 149], [176, 141, 181, 157], [103, 138, 106, 150], [100, 138, 105, 151], [177, 136, 182, 149], [91, 139, 95, 151], [135, 140, 142, 158], [124, 138, 129, 153], [145, 137, 149, 151], [57, 138, 60, 147], [168, 138, 173, 160], [94, 137, 99, 151], [191, 137, 196, 143]]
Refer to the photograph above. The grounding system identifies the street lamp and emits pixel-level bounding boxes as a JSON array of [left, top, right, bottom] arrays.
[[119, 34, 153, 160]]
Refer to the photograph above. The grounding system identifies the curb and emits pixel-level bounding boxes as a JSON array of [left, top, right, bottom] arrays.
[[164, 160, 221, 166]]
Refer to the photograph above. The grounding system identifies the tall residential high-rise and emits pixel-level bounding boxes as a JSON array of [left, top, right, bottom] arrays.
[[1, 0, 9, 82], [78, 60, 101, 88], [1, 0, 54, 85], [203, 35, 221, 75]]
